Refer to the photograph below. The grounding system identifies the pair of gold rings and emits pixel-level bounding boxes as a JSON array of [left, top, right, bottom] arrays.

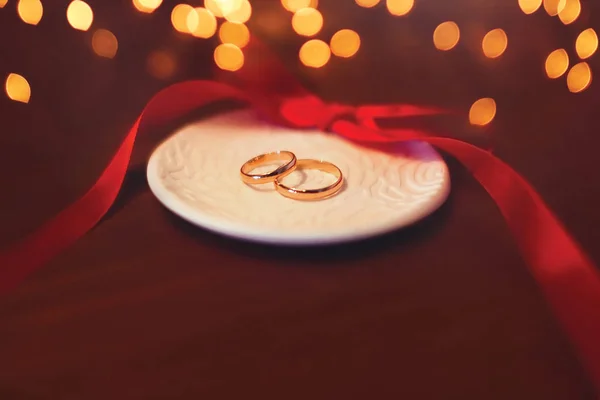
[[240, 151, 343, 201]]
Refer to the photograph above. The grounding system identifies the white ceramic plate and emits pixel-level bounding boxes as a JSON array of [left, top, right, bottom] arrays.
[[146, 110, 450, 245]]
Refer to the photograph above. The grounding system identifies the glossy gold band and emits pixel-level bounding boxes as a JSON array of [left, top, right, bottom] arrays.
[[274, 159, 344, 201], [240, 151, 297, 184]]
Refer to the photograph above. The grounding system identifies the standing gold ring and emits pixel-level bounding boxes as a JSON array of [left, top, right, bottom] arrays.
[[240, 150, 297, 184], [274, 159, 344, 201]]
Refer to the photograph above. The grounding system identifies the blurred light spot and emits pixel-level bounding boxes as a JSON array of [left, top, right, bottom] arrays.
[[567, 62, 592, 93], [224, 0, 251, 23], [543, 0, 566, 16], [5, 73, 31, 103], [558, 0, 580, 24], [171, 4, 195, 33], [292, 7, 323, 37], [188, 7, 217, 38], [205, 0, 242, 18], [67, 1, 93, 31], [482, 29, 508, 58], [281, 0, 311, 12], [0, 0, 8, 8], [576, 28, 598, 60], [433, 21, 460, 51], [356, 0, 380, 7], [17, 0, 43, 25], [386, 0, 413, 16], [92, 29, 118, 59], [219, 21, 250, 48], [205, 0, 223, 17], [545, 49, 569, 79], [330, 29, 361, 58], [147, 50, 176, 79], [186, 8, 199, 32], [518, 0, 542, 14], [214, 43, 244, 71], [133, 0, 163, 13], [299, 39, 330, 68], [469, 98, 496, 126]]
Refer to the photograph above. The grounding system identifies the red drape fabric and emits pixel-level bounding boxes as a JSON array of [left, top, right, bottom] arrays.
[[1, 41, 599, 392]]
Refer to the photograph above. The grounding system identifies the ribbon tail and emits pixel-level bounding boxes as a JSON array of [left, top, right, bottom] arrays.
[[424, 137, 600, 388], [330, 122, 600, 389], [0, 124, 136, 293], [0, 80, 251, 294]]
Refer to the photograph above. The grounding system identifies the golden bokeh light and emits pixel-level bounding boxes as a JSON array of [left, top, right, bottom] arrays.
[[133, 0, 163, 13], [5, 73, 31, 104], [0, 0, 7, 8], [433, 21, 460, 51], [92, 29, 118, 59], [356, 0, 380, 7], [299, 39, 331, 68], [281, 0, 311, 12], [214, 43, 244, 71], [386, 0, 414, 16], [518, 0, 542, 14], [543, 0, 566, 16], [219, 21, 250, 48], [545, 49, 569, 79], [67, 1, 94, 32], [330, 29, 361, 58], [575, 28, 598, 60], [291, 7, 323, 37], [205, 0, 223, 18], [17, 0, 43, 25], [469, 98, 497, 126], [558, 0, 581, 25], [224, 0, 251, 23], [567, 62, 592, 93], [205, 0, 242, 18], [185, 8, 198, 32], [188, 7, 217, 39], [171, 4, 195, 33], [147, 50, 176, 79], [482, 29, 508, 58]]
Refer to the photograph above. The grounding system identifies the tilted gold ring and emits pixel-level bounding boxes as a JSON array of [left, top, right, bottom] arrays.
[[274, 159, 343, 201], [240, 151, 297, 184]]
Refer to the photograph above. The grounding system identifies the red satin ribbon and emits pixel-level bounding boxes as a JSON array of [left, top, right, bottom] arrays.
[[1, 41, 600, 392]]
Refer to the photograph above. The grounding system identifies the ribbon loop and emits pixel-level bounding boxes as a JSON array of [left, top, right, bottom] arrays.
[[279, 95, 356, 131]]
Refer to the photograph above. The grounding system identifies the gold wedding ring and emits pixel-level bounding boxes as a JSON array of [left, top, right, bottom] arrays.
[[240, 151, 297, 184], [274, 159, 344, 201]]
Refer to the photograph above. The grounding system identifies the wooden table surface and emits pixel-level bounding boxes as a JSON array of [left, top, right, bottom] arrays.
[[1, 1, 599, 398]]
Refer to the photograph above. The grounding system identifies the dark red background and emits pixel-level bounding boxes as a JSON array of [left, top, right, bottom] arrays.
[[1, 0, 599, 398]]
